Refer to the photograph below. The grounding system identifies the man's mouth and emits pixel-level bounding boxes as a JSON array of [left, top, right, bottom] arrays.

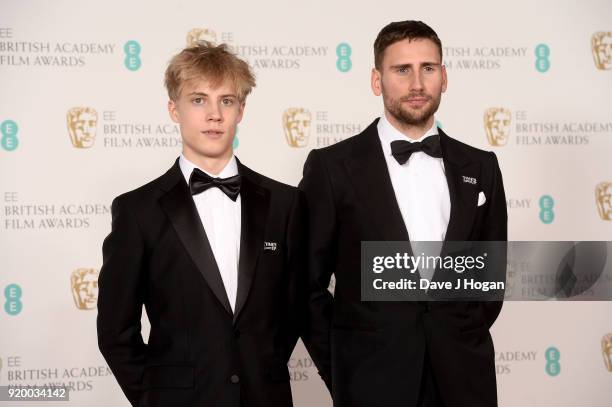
[[403, 97, 429, 108], [201, 129, 224, 137]]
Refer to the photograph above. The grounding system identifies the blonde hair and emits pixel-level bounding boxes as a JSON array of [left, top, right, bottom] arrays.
[[165, 41, 256, 102]]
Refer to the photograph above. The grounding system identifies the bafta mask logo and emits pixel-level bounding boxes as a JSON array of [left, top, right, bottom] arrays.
[[186, 28, 217, 47], [603, 333, 612, 372], [71, 268, 99, 310], [67, 107, 98, 148], [484, 108, 511, 147], [591, 32, 612, 70], [595, 182, 612, 221], [283, 108, 311, 148]]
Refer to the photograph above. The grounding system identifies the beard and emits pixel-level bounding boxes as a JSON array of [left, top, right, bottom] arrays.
[[382, 83, 442, 128]]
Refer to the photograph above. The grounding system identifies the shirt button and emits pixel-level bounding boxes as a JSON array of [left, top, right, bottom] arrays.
[[230, 374, 240, 384]]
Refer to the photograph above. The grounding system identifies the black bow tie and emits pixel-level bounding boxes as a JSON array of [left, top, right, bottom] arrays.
[[189, 168, 241, 201], [390, 135, 443, 165]]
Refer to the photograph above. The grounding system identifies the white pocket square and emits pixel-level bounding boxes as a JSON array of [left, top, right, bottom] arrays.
[[477, 191, 486, 206]]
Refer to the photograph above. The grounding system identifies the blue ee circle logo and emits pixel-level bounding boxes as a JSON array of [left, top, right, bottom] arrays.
[[4, 284, 23, 316], [124, 40, 142, 71], [545, 346, 561, 377], [539, 194, 555, 224], [1, 120, 19, 151], [336, 43, 352, 73], [233, 127, 239, 149], [535, 44, 550, 73]]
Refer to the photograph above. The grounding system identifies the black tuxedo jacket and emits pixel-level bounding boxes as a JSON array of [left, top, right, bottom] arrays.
[[299, 119, 507, 407], [97, 158, 306, 407]]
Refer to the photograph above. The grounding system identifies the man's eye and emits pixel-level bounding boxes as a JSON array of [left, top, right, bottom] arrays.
[[222, 98, 234, 106], [398, 67, 408, 73], [424, 66, 434, 72], [193, 98, 203, 104]]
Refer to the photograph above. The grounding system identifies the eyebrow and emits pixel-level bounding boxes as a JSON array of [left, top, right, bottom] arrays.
[[390, 62, 441, 69], [187, 91, 238, 98]]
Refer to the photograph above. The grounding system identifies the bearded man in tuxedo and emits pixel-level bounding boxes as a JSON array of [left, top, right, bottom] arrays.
[[300, 20, 507, 407]]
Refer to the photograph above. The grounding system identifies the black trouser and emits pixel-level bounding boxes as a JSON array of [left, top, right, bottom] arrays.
[[417, 349, 444, 407]]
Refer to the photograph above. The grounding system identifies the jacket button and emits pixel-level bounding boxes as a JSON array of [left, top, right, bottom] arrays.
[[234, 329, 241, 339], [230, 374, 240, 384]]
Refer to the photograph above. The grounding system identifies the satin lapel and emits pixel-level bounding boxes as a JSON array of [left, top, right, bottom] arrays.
[[158, 163, 233, 316], [343, 120, 409, 242], [440, 130, 480, 242], [234, 162, 270, 322]]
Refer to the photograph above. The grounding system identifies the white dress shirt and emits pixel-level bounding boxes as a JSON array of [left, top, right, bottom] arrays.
[[377, 114, 451, 242], [179, 154, 241, 311]]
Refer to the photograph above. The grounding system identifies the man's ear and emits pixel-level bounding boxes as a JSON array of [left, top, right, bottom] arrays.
[[168, 100, 180, 123], [441, 64, 448, 93], [371, 68, 382, 96]]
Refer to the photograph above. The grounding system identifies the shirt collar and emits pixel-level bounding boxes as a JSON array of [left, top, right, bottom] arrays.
[[179, 153, 239, 184], [377, 113, 439, 157]]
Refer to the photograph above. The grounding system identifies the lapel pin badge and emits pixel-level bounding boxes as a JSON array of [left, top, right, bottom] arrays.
[[462, 176, 477, 185], [264, 242, 277, 251]]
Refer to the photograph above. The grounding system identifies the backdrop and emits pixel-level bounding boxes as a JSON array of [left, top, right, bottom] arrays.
[[1, 0, 611, 405]]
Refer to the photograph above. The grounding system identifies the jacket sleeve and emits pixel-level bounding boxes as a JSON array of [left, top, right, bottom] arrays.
[[480, 152, 508, 327], [97, 196, 147, 406], [298, 149, 336, 391]]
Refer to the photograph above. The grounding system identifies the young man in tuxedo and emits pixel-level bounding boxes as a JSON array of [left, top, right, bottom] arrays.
[[97, 42, 306, 407], [299, 21, 507, 407]]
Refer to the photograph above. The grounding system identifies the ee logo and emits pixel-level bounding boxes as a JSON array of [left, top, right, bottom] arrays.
[[545, 346, 561, 377], [124, 40, 142, 71], [535, 44, 550, 73], [1, 120, 19, 151], [539, 195, 555, 224], [233, 126, 239, 149], [4, 284, 22, 316], [336, 43, 352, 73]]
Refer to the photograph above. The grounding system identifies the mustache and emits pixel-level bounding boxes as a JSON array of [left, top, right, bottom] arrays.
[[399, 93, 431, 102]]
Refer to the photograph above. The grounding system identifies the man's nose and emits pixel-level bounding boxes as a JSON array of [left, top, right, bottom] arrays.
[[206, 103, 222, 122], [411, 71, 424, 90]]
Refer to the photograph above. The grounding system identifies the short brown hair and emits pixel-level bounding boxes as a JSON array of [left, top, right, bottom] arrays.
[[374, 20, 443, 69], [165, 41, 256, 102]]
